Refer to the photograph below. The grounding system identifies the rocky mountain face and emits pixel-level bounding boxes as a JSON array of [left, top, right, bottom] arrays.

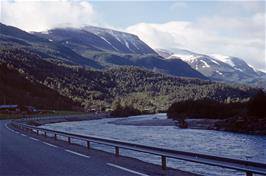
[[156, 48, 266, 90]]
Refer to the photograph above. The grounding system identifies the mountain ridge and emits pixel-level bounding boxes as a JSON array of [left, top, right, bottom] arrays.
[[0, 24, 207, 79], [34, 25, 157, 55], [156, 48, 266, 90]]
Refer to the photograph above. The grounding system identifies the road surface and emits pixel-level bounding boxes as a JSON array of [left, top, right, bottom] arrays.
[[0, 120, 196, 176]]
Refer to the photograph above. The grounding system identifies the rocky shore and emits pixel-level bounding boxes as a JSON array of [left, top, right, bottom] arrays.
[[184, 117, 266, 135]]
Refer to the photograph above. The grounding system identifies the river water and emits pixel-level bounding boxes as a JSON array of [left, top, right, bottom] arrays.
[[42, 113, 266, 176]]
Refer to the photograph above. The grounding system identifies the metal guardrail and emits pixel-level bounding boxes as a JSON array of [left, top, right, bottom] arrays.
[[11, 121, 266, 176]]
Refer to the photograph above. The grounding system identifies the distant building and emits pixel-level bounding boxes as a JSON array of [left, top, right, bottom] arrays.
[[0, 105, 19, 113], [0, 105, 38, 113]]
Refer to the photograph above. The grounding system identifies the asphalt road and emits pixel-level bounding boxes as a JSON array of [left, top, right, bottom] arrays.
[[0, 120, 196, 176]]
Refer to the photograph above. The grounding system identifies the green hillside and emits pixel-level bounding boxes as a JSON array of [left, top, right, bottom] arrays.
[[0, 47, 259, 111]]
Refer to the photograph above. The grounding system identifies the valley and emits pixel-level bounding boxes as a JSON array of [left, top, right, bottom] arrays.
[[0, 23, 261, 112]]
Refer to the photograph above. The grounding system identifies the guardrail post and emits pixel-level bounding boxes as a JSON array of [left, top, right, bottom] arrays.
[[161, 156, 167, 170], [54, 134, 57, 140], [68, 137, 71, 144], [44, 132, 47, 137], [246, 172, 252, 176], [87, 141, 90, 149], [115, 146, 119, 157], [37, 130, 39, 135]]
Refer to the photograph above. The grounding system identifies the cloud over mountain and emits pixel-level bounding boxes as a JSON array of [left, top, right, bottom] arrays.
[[2, 0, 265, 71], [1, 0, 98, 32], [126, 13, 265, 71]]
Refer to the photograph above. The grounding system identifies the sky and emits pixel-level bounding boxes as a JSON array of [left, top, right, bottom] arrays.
[[1, 0, 265, 71]]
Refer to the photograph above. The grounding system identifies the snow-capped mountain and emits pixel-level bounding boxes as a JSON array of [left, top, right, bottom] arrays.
[[210, 54, 259, 77], [34, 26, 156, 55], [83, 26, 156, 54], [156, 48, 266, 89]]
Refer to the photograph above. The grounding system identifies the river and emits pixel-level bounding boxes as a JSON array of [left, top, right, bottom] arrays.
[[41, 113, 266, 176]]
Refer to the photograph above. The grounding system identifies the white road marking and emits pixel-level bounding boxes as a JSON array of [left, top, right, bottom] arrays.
[[106, 163, 149, 176], [42, 142, 57, 148], [5, 124, 21, 135], [21, 134, 26, 137], [65, 149, 90, 158], [5, 124, 14, 132], [30, 137, 39, 141]]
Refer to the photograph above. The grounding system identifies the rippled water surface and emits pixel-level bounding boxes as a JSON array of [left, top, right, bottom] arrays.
[[42, 113, 266, 176]]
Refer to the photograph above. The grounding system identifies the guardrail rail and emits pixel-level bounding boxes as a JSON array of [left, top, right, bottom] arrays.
[[11, 119, 266, 176]]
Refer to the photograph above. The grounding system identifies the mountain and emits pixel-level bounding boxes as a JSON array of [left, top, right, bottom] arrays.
[[0, 47, 259, 111], [34, 26, 156, 55], [155, 49, 174, 58], [31, 25, 206, 79], [156, 48, 266, 89], [0, 23, 102, 68], [84, 52, 207, 79], [83, 26, 157, 54], [0, 23, 206, 79]]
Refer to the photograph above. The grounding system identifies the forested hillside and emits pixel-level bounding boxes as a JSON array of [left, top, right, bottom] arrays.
[[0, 47, 259, 111], [0, 63, 78, 110]]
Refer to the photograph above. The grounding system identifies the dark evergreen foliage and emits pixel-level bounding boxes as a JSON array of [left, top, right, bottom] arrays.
[[0, 63, 78, 110], [111, 103, 141, 117], [168, 91, 266, 120], [167, 99, 245, 119], [248, 90, 266, 117]]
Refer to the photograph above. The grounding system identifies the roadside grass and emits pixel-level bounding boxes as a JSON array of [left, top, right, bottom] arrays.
[[0, 110, 86, 120]]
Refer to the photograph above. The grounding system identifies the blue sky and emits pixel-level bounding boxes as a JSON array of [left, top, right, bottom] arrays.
[[1, 0, 265, 71], [91, 1, 264, 27]]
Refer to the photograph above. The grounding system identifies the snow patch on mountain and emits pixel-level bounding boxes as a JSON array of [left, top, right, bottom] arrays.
[[216, 70, 223, 75], [156, 48, 266, 90], [210, 59, 220, 65], [200, 60, 210, 68], [99, 36, 119, 51], [171, 54, 192, 60], [82, 25, 156, 54], [211, 54, 235, 67]]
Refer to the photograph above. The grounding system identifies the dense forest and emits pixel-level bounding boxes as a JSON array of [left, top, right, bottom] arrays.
[[0, 63, 78, 110], [167, 91, 266, 120], [167, 91, 266, 133], [0, 47, 260, 111]]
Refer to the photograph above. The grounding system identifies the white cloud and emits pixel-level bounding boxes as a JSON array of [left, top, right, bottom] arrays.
[[1, 0, 99, 32], [126, 13, 266, 71]]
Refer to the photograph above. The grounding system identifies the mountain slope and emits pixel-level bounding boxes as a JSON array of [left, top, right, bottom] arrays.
[[85, 52, 207, 79], [156, 48, 266, 89], [0, 63, 78, 110], [1, 23, 206, 80], [34, 26, 157, 55], [0, 23, 102, 68], [83, 26, 156, 54], [31, 25, 206, 79]]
